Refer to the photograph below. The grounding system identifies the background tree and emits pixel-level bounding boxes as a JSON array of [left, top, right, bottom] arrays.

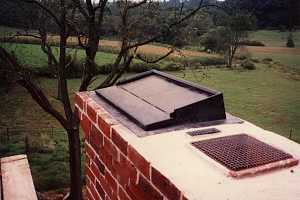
[[200, 1, 256, 67], [222, 12, 256, 67]]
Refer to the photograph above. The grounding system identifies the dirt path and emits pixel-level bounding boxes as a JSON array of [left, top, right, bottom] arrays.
[[100, 40, 300, 57], [17, 36, 300, 57], [243, 46, 300, 55], [99, 40, 217, 58]]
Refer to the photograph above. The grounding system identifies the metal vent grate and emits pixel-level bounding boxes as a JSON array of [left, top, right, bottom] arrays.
[[191, 134, 293, 171], [187, 128, 220, 136]]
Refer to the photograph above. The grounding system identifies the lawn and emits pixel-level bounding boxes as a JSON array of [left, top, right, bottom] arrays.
[[173, 66, 300, 143], [250, 52, 300, 70], [0, 78, 97, 191], [249, 30, 300, 47], [1, 42, 300, 192], [0, 43, 118, 69]]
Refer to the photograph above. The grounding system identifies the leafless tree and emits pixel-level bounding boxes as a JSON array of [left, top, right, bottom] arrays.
[[0, 0, 218, 199]]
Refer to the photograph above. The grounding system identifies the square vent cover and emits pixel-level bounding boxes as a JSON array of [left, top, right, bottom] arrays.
[[191, 134, 297, 172]]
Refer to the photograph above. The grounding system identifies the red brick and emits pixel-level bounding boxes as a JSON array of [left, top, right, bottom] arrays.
[[96, 180, 106, 199], [112, 128, 128, 155], [99, 146, 113, 172], [80, 114, 91, 139], [86, 176, 93, 190], [85, 142, 96, 160], [86, 165, 96, 185], [98, 113, 116, 138], [106, 171, 117, 193], [90, 124, 103, 152], [119, 186, 131, 200], [128, 145, 150, 179], [91, 161, 101, 178], [126, 174, 163, 200], [151, 167, 181, 200], [86, 187, 95, 200], [87, 103, 97, 123], [86, 153, 91, 167], [95, 157, 106, 175], [75, 107, 82, 121], [75, 93, 84, 110], [107, 193, 118, 200], [112, 153, 137, 187], [98, 173, 113, 198], [182, 195, 189, 200], [104, 137, 118, 160], [90, 183, 101, 200]]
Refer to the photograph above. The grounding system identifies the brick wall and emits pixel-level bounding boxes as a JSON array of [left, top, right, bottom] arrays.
[[75, 92, 187, 200]]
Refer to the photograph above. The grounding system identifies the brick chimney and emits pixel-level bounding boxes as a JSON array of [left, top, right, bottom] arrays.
[[75, 92, 186, 200], [75, 72, 300, 200]]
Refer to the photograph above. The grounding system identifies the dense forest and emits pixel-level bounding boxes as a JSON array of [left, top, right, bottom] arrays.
[[1, 0, 299, 34]]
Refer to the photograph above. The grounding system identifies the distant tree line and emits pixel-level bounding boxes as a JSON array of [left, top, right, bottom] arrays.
[[1, 0, 299, 38]]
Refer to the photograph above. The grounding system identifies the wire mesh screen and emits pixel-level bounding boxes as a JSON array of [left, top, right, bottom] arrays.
[[191, 134, 293, 171]]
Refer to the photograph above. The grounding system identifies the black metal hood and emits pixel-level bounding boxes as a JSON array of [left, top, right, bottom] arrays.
[[96, 70, 226, 131]]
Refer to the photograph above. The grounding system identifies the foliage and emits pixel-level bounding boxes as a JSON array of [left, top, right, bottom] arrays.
[[249, 30, 300, 47], [239, 40, 265, 46], [0, 49, 18, 90], [286, 33, 295, 48], [162, 63, 184, 71], [200, 27, 229, 53], [179, 56, 225, 68], [64, 55, 84, 78], [262, 57, 273, 64], [129, 63, 161, 73], [241, 59, 256, 70]]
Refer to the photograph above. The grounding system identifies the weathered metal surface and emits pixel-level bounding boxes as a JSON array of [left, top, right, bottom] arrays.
[[191, 134, 294, 171], [91, 92, 242, 137], [187, 128, 220, 136], [96, 70, 226, 130]]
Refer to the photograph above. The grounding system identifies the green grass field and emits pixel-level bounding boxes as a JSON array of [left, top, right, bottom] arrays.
[[1, 35, 300, 192], [174, 67, 300, 143], [250, 52, 300, 70], [0, 43, 118, 69], [249, 30, 300, 47]]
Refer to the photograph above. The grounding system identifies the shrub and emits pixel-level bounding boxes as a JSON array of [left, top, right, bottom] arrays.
[[26, 133, 55, 154], [262, 57, 273, 64], [241, 59, 256, 70], [181, 57, 225, 67], [200, 57, 225, 66], [97, 62, 162, 74], [286, 33, 295, 48], [129, 62, 161, 73], [162, 63, 183, 71], [97, 64, 113, 74], [239, 40, 265, 46], [33, 67, 56, 78], [251, 58, 260, 63], [64, 55, 84, 78], [200, 27, 228, 53]]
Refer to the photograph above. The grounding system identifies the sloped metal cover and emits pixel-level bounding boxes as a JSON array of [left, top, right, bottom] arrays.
[[96, 70, 226, 130], [191, 134, 294, 171]]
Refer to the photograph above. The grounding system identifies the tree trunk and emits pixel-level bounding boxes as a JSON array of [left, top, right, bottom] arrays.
[[67, 126, 82, 200]]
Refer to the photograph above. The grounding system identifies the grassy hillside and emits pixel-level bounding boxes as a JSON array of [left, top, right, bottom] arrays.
[[0, 43, 118, 69], [249, 30, 300, 47], [1, 31, 300, 192]]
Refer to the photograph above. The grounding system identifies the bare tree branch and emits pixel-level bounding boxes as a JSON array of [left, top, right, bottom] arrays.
[[128, 0, 147, 9], [20, 0, 62, 27], [136, 49, 174, 63], [71, 0, 89, 19], [0, 47, 69, 130]]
